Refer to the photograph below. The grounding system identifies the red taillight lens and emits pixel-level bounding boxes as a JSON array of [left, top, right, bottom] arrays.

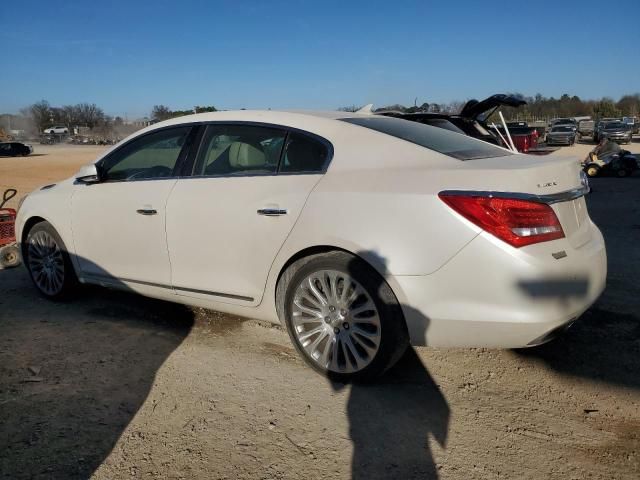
[[439, 194, 565, 248]]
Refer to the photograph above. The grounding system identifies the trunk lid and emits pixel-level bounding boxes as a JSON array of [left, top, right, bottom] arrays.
[[459, 94, 527, 120], [447, 153, 592, 249]]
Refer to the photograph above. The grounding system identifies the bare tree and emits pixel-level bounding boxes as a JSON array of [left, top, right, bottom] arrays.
[[27, 100, 52, 132], [77, 103, 104, 129], [61, 105, 80, 127]]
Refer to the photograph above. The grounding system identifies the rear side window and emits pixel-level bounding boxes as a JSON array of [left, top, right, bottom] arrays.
[[340, 116, 512, 160], [279, 133, 329, 173], [194, 125, 286, 176]]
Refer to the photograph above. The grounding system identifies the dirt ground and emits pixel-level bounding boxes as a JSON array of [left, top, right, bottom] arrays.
[[1, 140, 639, 479]]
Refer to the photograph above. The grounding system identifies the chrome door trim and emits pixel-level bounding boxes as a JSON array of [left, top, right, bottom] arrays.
[[83, 273, 254, 302]]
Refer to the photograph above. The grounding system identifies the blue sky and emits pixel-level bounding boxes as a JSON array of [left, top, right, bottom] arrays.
[[1, 0, 638, 118]]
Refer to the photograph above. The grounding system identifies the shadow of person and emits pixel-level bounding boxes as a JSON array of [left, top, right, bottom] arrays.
[[0, 265, 194, 479], [331, 251, 449, 480]]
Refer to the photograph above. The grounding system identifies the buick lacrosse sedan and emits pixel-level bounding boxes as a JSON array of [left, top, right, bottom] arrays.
[[16, 110, 606, 381]]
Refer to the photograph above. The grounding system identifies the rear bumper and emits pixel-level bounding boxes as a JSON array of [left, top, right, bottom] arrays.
[[394, 223, 607, 348]]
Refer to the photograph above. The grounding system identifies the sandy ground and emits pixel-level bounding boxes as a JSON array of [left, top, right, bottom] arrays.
[[1, 140, 639, 479], [0, 145, 108, 209]]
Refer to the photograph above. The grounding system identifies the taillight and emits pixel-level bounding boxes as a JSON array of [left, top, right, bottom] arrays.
[[439, 193, 565, 247]]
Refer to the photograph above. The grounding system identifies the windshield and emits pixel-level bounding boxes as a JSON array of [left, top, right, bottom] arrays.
[[604, 122, 625, 130], [340, 117, 512, 160], [552, 126, 573, 132]]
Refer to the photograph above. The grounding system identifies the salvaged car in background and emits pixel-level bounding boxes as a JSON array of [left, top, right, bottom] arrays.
[[577, 119, 594, 140], [546, 125, 576, 146], [595, 120, 633, 144], [376, 94, 546, 152], [0, 142, 33, 157], [43, 126, 69, 135], [549, 118, 577, 131], [582, 139, 638, 177], [623, 116, 639, 134]]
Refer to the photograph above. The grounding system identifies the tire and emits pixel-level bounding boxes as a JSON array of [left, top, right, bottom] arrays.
[[585, 165, 600, 177], [616, 169, 629, 178], [0, 245, 21, 269], [24, 221, 78, 299], [276, 251, 409, 382]]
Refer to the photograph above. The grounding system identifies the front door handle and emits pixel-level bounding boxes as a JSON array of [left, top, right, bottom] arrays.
[[136, 208, 157, 216], [257, 208, 287, 216]]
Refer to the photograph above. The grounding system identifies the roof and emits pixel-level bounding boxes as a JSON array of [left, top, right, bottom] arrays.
[[153, 109, 369, 128], [92, 109, 372, 163]]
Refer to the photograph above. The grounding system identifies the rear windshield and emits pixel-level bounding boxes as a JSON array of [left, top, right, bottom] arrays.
[[340, 117, 512, 160], [552, 126, 573, 132]]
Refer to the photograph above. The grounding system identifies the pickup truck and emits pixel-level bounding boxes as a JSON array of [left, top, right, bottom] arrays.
[[496, 122, 544, 153]]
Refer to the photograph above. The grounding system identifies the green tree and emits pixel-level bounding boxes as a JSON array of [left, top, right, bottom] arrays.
[[151, 105, 172, 121], [592, 99, 621, 119]]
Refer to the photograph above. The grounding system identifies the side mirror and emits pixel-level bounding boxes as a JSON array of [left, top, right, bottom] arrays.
[[75, 164, 101, 184]]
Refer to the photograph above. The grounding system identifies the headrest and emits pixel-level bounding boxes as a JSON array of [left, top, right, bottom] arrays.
[[229, 142, 265, 168]]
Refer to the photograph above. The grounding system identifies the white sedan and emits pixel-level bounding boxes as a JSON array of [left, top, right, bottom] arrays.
[[43, 126, 69, 135], [16, 110, 607, 381]]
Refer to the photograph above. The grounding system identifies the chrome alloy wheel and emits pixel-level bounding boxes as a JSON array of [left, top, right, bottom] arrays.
[[291, 270, 381, 374], [27, 230, 65, 296]]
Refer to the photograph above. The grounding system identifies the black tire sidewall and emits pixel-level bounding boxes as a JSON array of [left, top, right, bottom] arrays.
[[278, 251, 409, 383], [24, 221, 78, 300]]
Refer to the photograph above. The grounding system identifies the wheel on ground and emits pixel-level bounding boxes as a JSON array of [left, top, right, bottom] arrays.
[[616, 168, 629, 177], [585, 165, 600, 177], [276, 251, 409, 382], [24, 221, 77, 299], [0, 245, 20, 268]]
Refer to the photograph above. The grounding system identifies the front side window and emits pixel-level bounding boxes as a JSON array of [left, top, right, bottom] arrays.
[[279, 132, 329, 173], [101, 126, 191, 181], [194, 125, 286, 176]]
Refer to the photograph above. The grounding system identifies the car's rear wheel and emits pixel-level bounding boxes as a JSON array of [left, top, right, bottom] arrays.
[[616, 168, 629, 178], [277, 251, 409, 382], [24, 221, 78, 299]]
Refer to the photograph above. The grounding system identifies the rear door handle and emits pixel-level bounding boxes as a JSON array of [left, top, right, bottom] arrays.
[[257, 208, 287, 216], [136, 209, 157, 216]]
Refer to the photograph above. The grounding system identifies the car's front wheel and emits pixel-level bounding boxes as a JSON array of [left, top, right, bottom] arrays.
[[277, 251, 409, 382], [24, 221, 78, 299]]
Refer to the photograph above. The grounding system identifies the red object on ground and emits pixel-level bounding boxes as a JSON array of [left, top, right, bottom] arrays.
[[0, 208, 17, 247]]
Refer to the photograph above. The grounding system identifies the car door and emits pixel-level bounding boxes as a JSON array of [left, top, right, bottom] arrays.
[[166, 124, 331, 305], [0, 144, 11, 156], [71, 125, 197, 286]]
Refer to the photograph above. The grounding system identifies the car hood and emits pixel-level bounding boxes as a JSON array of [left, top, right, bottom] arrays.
[[459, 94, 527, 120], [603, 129, 628, 135]]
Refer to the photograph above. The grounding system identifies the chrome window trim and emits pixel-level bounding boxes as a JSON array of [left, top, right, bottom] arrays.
[[439, 184, 590, 205], [190, 121, 335, 178]]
